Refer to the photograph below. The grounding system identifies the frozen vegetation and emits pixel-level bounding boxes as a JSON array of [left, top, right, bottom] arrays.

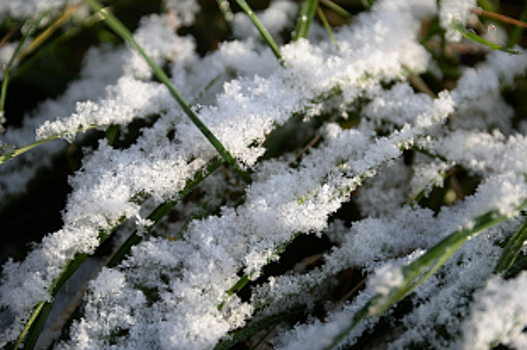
[[1, 0, 527, 349]]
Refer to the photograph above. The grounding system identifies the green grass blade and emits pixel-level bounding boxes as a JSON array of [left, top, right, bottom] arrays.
[[218, 231, 301, 311], [1, 12, 48, 132], [360, 0, 373, 8], [0, 122, 124, 166], [317, 6, 339, 50], [106, 200, 175, 268], [14, 159, 222, 348], [12, 301, 46, 350], [293, 0, 319, 41], [503, 253, 527, 278], [233, 0, 282, 62], [84, 0, 248, 182], [477, 0, 498, 12], [0, 136, 58, 165], [105, 124, 119, 145], [12, 240, 103, 349], [319, 0, 352, 19], [453, 23, 520, 54], [494, 218, 527, 274], [324, 201, 527, 349], [409, 171, 446, 205], [107, 157, 223, 268]]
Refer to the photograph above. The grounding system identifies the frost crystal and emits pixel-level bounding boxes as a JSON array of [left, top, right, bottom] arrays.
[[460, 272, 527, 350]]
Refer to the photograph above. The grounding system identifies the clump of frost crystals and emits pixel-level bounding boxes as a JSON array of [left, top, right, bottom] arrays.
[[163, 0, 200, 27], [439, 0, 477, 41], [369, 263, 405, 297], [460, 272, 527, 350], [0, 0, 81, 19]]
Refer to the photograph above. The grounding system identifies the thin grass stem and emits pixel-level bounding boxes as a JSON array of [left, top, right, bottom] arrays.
[[317, 6, 340, 50], [233, 0, 282, 62], [0, 122, 123, 166], [107, 157, 223, 267], [471, 7, 527, 29], [19, 4, 83, 62], [14, 158, 222, 349], [494, 218, 527, 274], [453, 22, 520, 54], [324, 201, 527, 349], [293, 0, 319, 41], [0, 136, 57, 165], [1, 12, 48, 132], [84, 0, 250, 183], [319, 0, 352, 19]]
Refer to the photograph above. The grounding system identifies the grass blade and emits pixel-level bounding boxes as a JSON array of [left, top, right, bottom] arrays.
[[453, 23, 520, 54], [12, 237, 106, 350], [0, 136, 57, 165], [494, 218, 527, 274], [233, 0, 282, 62], [293, 0, 319, 41], [107, 157, 223, 268], [317, 6, 339, 50], [105, 124, 119, 145], [324, 201, 527, 349], [0, 123, 123, 166], [84, 0, 249, 182], [218, 232, 301, 311], [319, 0, 352, 20], [1, 12, 48, 132], [14, 158, 222, 348]]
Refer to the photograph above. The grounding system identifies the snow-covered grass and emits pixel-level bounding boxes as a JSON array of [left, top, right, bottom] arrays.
[[1, 0, 527, 349]]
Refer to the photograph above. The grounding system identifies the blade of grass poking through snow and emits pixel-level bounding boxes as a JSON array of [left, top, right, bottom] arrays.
[[324, 201, 527, 350], [293, 0, 319, 41], [107, 157, 223, 267], [84, 0, 250, 183], [409, 171, 447, 205], [0, 12, 48, 132], [0, 135, 57, 165], [320, 0, 352, 20], [0, 123, 123, 166], [14, 158, 222, 349], [233, 0, 282, 62], [12, 226, 118, 350], [317, 6, 339, 50], [218, 232, 302, 311], [453, 23, 520, 54], [494, 218, 527, 274]]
